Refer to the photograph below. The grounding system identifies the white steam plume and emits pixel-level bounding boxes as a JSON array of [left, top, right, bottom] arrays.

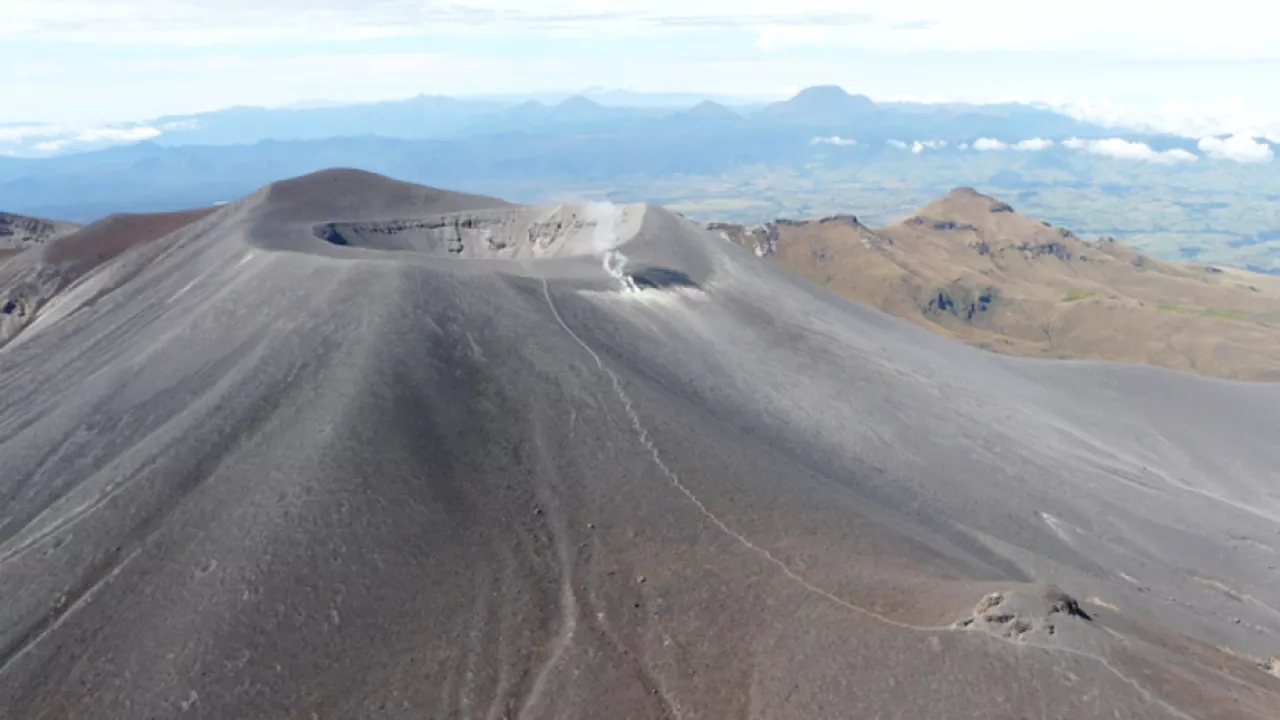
[[584, 201, 639, 292], [604, 250, 640, 293]]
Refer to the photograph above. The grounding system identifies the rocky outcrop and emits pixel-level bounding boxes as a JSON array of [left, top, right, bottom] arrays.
[[954, 587, 1092, 642], [926, 282, 998, 321], [708, 215, 877, 259], [1015, 240, 1076, 262], [0, 266, 64, 346], [1044, 585, 1092, 621], [708, 222, 778, 257], [315, 204, 649, 262], [0, 212, 78, 250], [904, 216, 979, 232], [817, 214, 859, 225], [1264, 657, 1280, 678]]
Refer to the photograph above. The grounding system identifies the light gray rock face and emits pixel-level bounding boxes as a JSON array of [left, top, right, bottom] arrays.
[[1, 169, 1278, 719], [315, 203, 645, 261], [0, 212, 77, 250]]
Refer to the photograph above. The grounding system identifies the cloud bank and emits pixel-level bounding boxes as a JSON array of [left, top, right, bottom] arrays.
[[4, 1, 883, 45], [1013, 137, 1054, 151], [1063, 137, 1197, 164], [0, 122, 175, 154], [811, 135, 857, 146], [1052, 98, 1280, 146], [76, 126, 163, 143], [971, 137, 1053, 151], [0, 125, 64, 143], [963, 135, 1219, 164], [911, 140, 946, 153], [1197, 134, 1274, 163], [6, 1, 1273, 62]]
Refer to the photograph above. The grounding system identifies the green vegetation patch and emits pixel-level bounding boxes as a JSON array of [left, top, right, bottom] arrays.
[[1156, 304, 1251, 322], [1063, 288, 1097, 302]]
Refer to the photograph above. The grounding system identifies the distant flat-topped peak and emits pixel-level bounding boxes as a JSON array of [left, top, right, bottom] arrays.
[[759, 85, 877, 125], [792, 85, 859, 101], [791, 86, 874, 108]]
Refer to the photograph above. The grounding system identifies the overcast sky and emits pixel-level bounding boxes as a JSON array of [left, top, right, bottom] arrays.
[[4, 0, 1279, 138]]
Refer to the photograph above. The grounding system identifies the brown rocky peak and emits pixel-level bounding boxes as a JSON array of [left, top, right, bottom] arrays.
[[924, 187, 1017, 219]]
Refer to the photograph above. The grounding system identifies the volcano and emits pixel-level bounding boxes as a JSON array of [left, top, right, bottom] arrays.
[[1, 169, 1277, 719]]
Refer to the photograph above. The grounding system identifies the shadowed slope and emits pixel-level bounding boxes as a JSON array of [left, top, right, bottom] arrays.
[[0, 206, 217, 347], [1, 170, 1277, 719], [43, 207, 219, 266]]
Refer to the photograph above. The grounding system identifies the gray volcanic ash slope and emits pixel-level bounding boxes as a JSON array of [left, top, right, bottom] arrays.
[[1, 169, 1277, 719]]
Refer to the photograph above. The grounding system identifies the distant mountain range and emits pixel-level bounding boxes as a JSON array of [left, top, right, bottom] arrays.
[[1, 86, 1276, 273], [0, 86, 1183, 219], [4, 86, 1124, 158]]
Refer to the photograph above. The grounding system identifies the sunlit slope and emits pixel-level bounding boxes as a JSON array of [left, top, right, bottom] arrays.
[[714, 188, 1280, 380]]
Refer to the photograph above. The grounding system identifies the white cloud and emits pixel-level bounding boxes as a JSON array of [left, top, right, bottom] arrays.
[[1064, 137, 1198, 164], [957, 142, 969, 150], [0, 124, 64, 143], [0, 122, 166, 153], [971, 137, 1052, 151], [911, 139, 946, 153], [886, 139, 908, 149], [811, 135, 856, 146], [1197, 134, 1274, 163], [1162, 149, 1200, 163], [972, 137, 1007, 151], [1013, 137, 1053, 151], [1051, 97, 1280, 145], [2, 1, 1274, 58], [5, 3, 1280, 134], [1090, 138, 1152, 160], [967, 135, 1192, 163], [74, 125, 162, 143], [2, 1, 878, 45]]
